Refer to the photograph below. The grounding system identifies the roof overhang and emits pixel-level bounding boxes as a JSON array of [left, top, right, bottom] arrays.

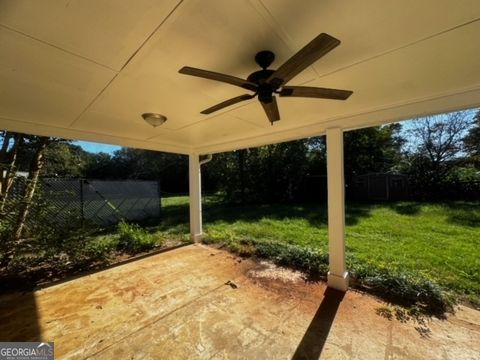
[[1, 1, 480, 154]]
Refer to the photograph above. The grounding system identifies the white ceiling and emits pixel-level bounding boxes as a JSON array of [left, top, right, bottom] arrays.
[[1, 0, 480, 154]]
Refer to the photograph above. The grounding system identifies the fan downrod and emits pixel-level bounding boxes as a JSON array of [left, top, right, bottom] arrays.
[[254, 50, 275, 70]]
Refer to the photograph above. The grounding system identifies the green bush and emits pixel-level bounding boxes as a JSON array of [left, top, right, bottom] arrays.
[[84, 235, 119, 261], [117, 220, 158, 253], [349, 264, 453, 315], [253, 240, 329, 274], [204, 235, 329, 274]]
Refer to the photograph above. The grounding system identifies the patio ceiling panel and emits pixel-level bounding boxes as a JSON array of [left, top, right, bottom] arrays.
[[0, 0, 479, 154], [0, 0, 181, 71], [0, 26, 116, 128], [169, 113, 265, 147], [260, 0, 480, 78]]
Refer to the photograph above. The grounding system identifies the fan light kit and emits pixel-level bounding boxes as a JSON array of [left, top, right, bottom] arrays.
[[179, 33, 353, 124], [142, 113, 167, 127]]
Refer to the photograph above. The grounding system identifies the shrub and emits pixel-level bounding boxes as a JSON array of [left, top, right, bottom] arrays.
[[205, 235, 329, 274], [253, 240, 329, 274], [154, 224, 190, 243], [84, 235, 119, 261], [349, 265, 453, 315], [117, 220, 157, 253]]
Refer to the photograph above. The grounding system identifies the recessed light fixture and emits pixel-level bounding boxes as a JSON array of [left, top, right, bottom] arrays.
[[142, 113, 167, 127]]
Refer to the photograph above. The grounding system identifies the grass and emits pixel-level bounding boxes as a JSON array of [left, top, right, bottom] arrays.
[[160, 196, 480, 308]]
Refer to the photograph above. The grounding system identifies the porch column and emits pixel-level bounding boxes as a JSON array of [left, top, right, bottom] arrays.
[[326, 127, 349, 291], [189, 153, 202, 242]]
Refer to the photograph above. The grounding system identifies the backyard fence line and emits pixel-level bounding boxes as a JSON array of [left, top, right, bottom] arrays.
[[44, 179, 161, 226], [3, 178, 161, 227]]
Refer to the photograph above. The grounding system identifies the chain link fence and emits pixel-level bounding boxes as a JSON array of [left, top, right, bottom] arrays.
[[1, 178, 161, 227], [38, 179, 161, 226]]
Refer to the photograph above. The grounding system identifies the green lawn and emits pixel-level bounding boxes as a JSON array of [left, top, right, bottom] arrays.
[[160, 196, 480, 304]]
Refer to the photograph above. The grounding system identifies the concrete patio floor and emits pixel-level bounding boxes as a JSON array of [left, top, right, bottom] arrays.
[[0, 244, 479, 359]]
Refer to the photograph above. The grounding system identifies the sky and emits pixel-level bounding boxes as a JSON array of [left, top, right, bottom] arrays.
[[74, 141, 121, 154]]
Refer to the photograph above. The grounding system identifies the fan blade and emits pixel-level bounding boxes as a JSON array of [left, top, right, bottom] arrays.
[[267, 33, 340, 89], [179, 66, 258, 92], [261, 96, 280, 124], [200, 94, 255, 114], [279, 86, 353, 100]]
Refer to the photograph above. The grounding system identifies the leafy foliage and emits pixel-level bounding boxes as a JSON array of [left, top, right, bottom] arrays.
[[202, 124, 405, 203], [86, 149, 188, 194], [402, 111, 475, 200], [464, 110, 480, 163], [203, 141, 309, 202], [252, 240, 329, 273], [204, 235, 329, 273], [349, 261, 452, 315], [42, 142, 91, 178], [117, 220, 159, 253], [343, 123, 404, 181]]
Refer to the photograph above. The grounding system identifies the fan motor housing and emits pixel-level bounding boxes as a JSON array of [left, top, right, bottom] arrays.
[[258, 84, 273, 103], [247, 69, 276, 103], [246, 69, 275, 85]]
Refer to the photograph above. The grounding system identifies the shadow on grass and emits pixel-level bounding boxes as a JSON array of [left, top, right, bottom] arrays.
[[158, 199, 480, 229], [444, 202, 480, 227], [386, 202, 422, 216], [379, 200, 480, 227], [156, 200, 374, 229]]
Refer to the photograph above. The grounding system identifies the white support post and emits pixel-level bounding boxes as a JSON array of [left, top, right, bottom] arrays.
[[326, 128, 349, 291], [189, 154, 202, 242]]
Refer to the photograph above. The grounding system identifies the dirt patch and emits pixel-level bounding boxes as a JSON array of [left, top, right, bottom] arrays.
[[247, 260, 305, 282]]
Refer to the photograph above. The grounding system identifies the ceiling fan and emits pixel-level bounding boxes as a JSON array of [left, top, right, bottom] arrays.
[[179, 33, 353, 124]]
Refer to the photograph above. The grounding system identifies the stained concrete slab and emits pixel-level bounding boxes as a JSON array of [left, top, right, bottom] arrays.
[[0, 244, 479, 359]]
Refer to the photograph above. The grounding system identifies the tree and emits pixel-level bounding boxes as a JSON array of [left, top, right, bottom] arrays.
[[343, 123, 404, 182], [203, 125, 405, 203], [88, 148, 189, 193], [204, 140, 310, 203], [408, 112, 470, 165], [13, 136, 51, 241], [42, 142, 92, 178], [0, 132, 24, 213], [464, 109, 480, 164], [84, 152, 115, 179], [403, 111, 473, 199]]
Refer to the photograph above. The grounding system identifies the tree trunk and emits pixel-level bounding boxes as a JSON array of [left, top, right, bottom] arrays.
[[0, 133, 24, 213], [0, 132, 13, 202], [13, 137, 50, 241]]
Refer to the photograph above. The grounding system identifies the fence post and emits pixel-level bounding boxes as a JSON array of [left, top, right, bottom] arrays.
[[157, 180, 162, 217]]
